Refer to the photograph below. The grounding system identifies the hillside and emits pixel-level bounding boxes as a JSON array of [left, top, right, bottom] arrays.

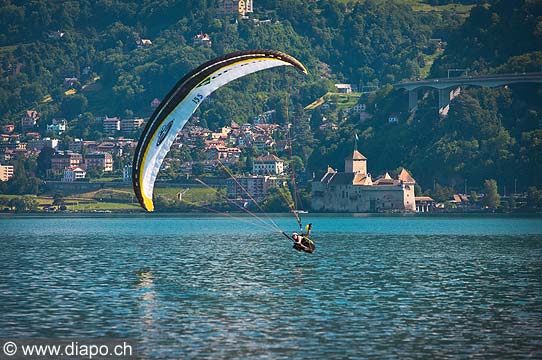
[[0, 0, 541, 197], [306, 0, 542, 194], [0, 0, 448, 125]]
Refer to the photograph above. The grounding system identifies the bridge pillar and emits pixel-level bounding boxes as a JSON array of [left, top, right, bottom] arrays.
[[438, 86, 461, 116], [408, 89, 418, 112]]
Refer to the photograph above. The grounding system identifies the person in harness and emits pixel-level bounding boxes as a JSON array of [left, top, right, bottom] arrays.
[[291, 223, 315, 254]]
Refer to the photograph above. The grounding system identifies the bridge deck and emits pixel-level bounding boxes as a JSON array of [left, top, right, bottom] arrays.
[[395, 72, 542, 91]]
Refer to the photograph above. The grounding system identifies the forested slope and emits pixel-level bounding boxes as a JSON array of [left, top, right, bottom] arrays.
[[0, 0, 541, 193]]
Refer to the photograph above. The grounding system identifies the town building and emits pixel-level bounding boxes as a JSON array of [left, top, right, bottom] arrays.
[[334, 84, 353, 93], [63, 166, 86, 182], [21, 110, 39, 130], [217, 0, 253, 17], [25, 132, 40, 139], [96, 141, 116, 154], [253, 135, 275, 152], [51, 151, 83, 175], [311, 150, 416, 212], [319, 122, 338, 132], [68, 139, 83, 152], [120, 118, 144, 133], [227, 175, 280, 202], [2, 124, 14, 133], [27, 138, 60, 151], [449, 193, 471, 209], [388, 113, 399, 124], [193, 33, 212, 47], [253, 153, 284, 175], [123, 165, 132, 183], [415, 196, 435, 213], [0, 150, 13, 162], [85, 152, 114, 172], [0, 164, 14, 181], [46, 118, 67, 134], [48, 30, 65, 39], [350, 103, 366, 113], [253, 110, 276, 125], [136, 39, 152, 48], [102, 116, 120, 134], [63, 78, 78, 88], [82, 141, 98, 153]]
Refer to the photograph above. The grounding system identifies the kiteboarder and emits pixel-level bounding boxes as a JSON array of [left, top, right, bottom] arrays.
[[292, 224, 315, 253]]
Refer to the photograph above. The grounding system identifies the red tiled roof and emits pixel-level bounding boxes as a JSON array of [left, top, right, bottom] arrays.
[[255, 153, 283, 162], [345, 150, 367, 160], [398, 168, 416, 183]]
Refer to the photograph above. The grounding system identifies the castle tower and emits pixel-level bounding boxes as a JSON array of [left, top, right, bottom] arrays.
[[345, 150, 367, 175]]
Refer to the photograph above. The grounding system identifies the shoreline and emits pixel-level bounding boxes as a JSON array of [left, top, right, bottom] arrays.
[[1, 211, 541, 219]]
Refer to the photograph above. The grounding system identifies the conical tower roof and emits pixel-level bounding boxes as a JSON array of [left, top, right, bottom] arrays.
[[345, 150, 366, 160], [398, 168, 416, 183]]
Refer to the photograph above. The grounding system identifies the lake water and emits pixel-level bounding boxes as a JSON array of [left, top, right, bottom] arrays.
[[1, 214, 541, 359]]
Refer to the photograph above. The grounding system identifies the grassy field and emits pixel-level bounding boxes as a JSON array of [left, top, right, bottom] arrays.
[[0, 185, 222, 212], [305, 92, 361, 111], [407, 1, 473, 13], [71, 201, 141, 211], [0, 194, 54, 206], [335, 0, 474, 14], [420, 47, 445, 78], [0, 44, 24, 54], [155, 187, 222, 203]]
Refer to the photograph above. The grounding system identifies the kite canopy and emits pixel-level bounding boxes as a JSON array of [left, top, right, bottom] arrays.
[[132, 49, 307, 211]]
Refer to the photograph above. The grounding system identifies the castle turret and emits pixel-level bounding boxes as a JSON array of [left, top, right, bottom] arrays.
[[345, 150, 367, 175], [398, 168, 416, 184]]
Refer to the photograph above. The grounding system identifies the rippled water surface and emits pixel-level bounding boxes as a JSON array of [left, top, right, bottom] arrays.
[[1, 215, 542, 359]]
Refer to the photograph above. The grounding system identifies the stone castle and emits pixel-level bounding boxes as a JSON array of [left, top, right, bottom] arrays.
[[311, 150, 416, 212]]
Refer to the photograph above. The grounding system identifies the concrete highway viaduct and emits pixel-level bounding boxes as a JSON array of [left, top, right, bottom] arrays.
[[394, 72, 542, 116]]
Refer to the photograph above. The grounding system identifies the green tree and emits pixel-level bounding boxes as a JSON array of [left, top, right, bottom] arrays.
[[36, 146, 55, 177], [22, 195, 39, 212], [53, 193, 65, 206], [426, 183, 455, 202], [9, 197, 26, 212], [527, 186, 542, 208], [7, 195, 37, 212], [470, 191, 479, 203], [153, 194, 171, 211], [6, 158, 41, 195], [192, 162, 204, 177], [262, 187, 292, 212], [60, 94, 88, 119], [483, 179, 501, 209]]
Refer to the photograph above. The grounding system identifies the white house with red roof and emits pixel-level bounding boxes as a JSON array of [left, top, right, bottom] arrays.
[[63, 166, 86, 182], [253, 153, 284, 175]]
